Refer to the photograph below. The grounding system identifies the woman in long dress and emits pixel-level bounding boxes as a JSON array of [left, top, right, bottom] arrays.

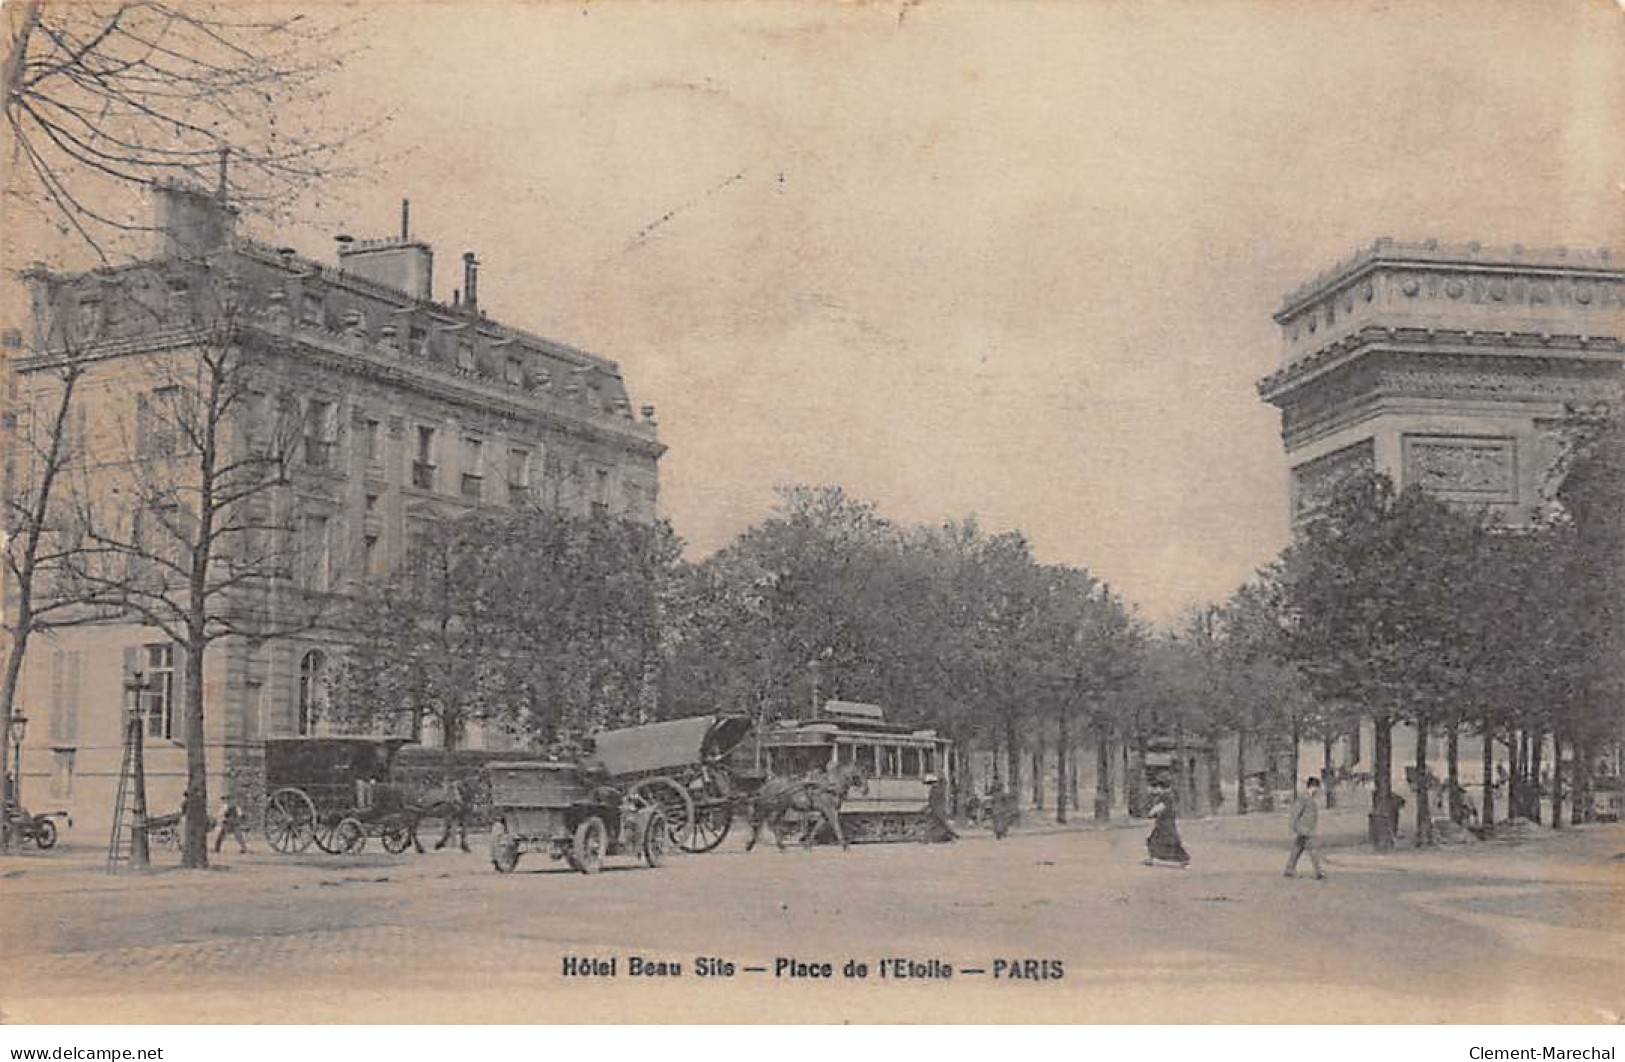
[[1143, 784, 1190, 867]]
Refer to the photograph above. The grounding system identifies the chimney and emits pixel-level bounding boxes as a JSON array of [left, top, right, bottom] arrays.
[[336, 198, 434, 301], [462, 252, 479, 313], [152, 180, 238, 261]]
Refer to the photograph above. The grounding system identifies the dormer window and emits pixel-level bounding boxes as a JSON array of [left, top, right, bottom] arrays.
[[505, 357, 523, 386], [457, 337, 475, 373]]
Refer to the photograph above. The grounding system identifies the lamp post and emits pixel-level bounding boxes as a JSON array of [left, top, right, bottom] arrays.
[[1, 709, 23, 851], [8, 711, 27, 805], [123, 672, 151, 870]]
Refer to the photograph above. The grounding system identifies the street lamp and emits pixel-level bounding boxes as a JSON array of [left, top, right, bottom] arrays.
[[8, 712, 26, 805]]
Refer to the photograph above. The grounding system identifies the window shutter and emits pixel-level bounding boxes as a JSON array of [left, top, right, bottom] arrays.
[[64, 651, 81, 743], [49, 650, 65, 742]]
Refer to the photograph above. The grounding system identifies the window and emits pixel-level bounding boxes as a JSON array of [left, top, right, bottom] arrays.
[[881, 745, 901, 777], [143, 643, 177, 741], [364, 491, 380, 514], [901, 747, 921, 777], [362, 533, 379, 577], [504, 357, 524, 386], [301, 289, 323, 325], [592, 468, 610, 518], [301, 513, 331, 590], [461, 437, 484, 499], [136, 386, 181, 458], [304, 399, 335, 468], [409, 323, 428, 358], [457, 337, 475, 373], [362, 418, 382, 466], [507, 448, 530, 504], [836, 744, 856, 767], [298, 650, 327, 736], [412, 426, 436, 490]]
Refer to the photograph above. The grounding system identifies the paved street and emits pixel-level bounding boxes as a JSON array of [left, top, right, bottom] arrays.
[[3, 808, 1622, 1023]]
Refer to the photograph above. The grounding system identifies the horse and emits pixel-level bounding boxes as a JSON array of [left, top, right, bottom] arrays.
[[744, 764, 869, 852]]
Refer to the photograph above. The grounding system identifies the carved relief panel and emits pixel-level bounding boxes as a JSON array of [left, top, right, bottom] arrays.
[[1290, 438, 1375, 517], [1401, 435, 1517, 501]]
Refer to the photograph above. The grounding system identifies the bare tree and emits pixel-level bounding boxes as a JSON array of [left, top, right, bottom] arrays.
[[3, 0, 363, 260], [0, 314, 118, 848], [67, 274, 321, 867]]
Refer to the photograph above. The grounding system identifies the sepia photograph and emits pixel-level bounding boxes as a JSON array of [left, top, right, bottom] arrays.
[[1, 0, 1622, 1033]]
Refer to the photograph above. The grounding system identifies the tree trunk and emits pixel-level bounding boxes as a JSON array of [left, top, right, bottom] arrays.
[[182, 635, 210, 868], [0, 622, 28, 852], [1530, 727, 1544, 825], [1207, 742, 1223, 814], [1289, 714, 1301, 797], [1005, 714, 1020, 806], [1173, 715, 1186, 811], [1056, 708, 1069, 824], [1032, 740, 1044, 810], [1413, 715, 1433, 846], [1446, 724, 1461, 824], [1235, 728, 1248, 815], [1093, 720, 1111, 821], [1481, 728, 1495, 830], [1371, 713, 1394, 851], [1322, 737, 1336, 809], [1510, 729, 1524, 822], [1068, 740, 1080, 814], [1572, 737, 1588, 825], [1550, 732, 1564, 830]]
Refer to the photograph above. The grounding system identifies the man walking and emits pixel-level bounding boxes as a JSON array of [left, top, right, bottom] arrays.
[[214, 791, 249, 854], [1284, 776, 1325, 880]]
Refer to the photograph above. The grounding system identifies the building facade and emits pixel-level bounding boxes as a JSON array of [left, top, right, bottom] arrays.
[[3, 185, 664, 834], [1259, 239, 1624, 523]]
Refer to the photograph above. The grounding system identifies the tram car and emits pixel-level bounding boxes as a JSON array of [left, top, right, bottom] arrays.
[[751, 700, 952, 843]]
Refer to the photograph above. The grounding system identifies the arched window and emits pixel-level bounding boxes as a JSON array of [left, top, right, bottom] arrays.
[[297, 649, 327, 736]]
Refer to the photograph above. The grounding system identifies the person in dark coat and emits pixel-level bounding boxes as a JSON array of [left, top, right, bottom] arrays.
[[923, 773, 958, 842], [213, 792, 249, 854], [434, 775, 473, 852], [1142, 783, 1190, 867]]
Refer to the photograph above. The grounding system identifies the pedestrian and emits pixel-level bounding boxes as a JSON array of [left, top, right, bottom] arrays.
[[922, 773, 958, 842], [434, 775, 473, 853], [1142, 783, 1190, 867], [1284, 776, 1326, 880], [214, 791, 249, 854]]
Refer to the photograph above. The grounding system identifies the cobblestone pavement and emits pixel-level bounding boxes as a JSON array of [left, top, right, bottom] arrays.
[[3, 809, 1622, 1023]]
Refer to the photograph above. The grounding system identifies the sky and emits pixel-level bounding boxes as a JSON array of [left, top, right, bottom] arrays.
[[8, 0, 1624, 625]]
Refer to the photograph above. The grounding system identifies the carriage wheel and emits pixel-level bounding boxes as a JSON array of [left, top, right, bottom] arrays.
[[680, 803, 733, 853], [312, 812, 346, 854], [264, 788, 316, 853], [381, 818, 414, 855], [571, 816, 606, 875], [490, 823, 520, 873], [642, 811, 668, 868], [34, 818, 57, 850], [629, 778, 694, 848], [335, 817, 366, 855]]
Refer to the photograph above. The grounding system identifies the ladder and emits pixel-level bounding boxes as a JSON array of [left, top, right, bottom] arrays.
[[106, 716, 146, 873]]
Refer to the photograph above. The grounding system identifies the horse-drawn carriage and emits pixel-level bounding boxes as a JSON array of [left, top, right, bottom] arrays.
[[486, 760, 669, 874], [586, 714, 755, 852], [261, 737, 420, 855]]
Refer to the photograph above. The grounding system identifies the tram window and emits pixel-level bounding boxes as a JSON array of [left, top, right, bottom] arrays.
[[837, 744, 855, 766], [901, 747, 921, 777], [923, 748, 936, 774]]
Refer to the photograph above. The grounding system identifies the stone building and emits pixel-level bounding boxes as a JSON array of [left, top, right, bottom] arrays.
[[1259, 239, 1623, 523], [2, 184, 664, 834]]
